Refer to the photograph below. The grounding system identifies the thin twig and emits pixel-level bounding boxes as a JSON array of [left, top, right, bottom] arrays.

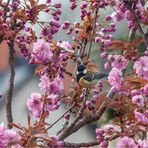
[[59, 89, 114, 140], [87, 9, 98, 60], [44, 104, 75, 131], [56, 120, 69, 135], [128, 27, 137, 42], [6, 41, 15, 129], [59, 89, 88, 140]]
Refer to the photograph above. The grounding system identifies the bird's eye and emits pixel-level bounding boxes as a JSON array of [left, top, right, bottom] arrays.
[[83, 69, 87, 74]]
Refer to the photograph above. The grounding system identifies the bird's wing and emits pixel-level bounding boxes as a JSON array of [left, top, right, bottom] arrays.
[[94, 73, 108, 79], [83, 72, 95, 81], [83, 72, 108, 81]]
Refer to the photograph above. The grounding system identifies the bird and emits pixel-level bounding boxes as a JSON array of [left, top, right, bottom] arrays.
[[76, 64, 108, 88]]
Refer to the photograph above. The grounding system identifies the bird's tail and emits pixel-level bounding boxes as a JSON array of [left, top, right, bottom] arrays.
[[94, 73, 108, 80]]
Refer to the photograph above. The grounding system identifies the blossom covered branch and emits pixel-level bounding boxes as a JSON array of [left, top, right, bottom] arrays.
[[0, 0, 147, 147]]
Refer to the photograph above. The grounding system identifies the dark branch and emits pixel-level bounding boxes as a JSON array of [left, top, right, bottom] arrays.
[[64, 141, 99, 147], [59, 89, 115, 140], [59, 89, 88, 140], [6, 41, 15, 129], [45, 104, 75, 131], [88, 9, 99, 60]]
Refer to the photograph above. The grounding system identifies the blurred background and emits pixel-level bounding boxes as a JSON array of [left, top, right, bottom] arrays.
[[0, 0, 134, 147]]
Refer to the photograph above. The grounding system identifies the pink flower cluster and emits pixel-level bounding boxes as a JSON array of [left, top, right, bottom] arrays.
[[27, 93, 42, 117], [104, 55, 128, 70], [107, 55, 129, 90], [27, 73, 64, 118], [96, 124, 118, 148], [111, 55, 128, 70], [39, 74, 64, 95], [0, 123, 21, 148], [133, 56, 148, 80], [108, 68, 123, 90], [110, 0, 147, 29], [117, 136, 137, 148], [134, 109, 148, 125], [117, 136, 148, 148], [27, 93, 61, 118], [132, 95, 144, 107], [29, 39, 53, 64]]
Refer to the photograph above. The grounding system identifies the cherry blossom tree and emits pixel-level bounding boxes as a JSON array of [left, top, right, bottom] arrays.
[[0, 0, 147, 147]]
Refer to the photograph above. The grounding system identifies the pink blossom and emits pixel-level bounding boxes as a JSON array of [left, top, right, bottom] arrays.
[[46, 94, 59, 111], [133, 56, 148, 80], [132, 95, 144, 107], [96, 128, 104, 135], [39, 74, 64, 95], [111, 55, 128, 70], [103, 39, 111, 46], [0, 123, 7, 147], [27, 93, 42, 117], [138, 139, 148, 148], [30, 39, 53, 64], [100, 52, 108, 59], [4, 129, 21, 143], [54, 3, 62, 8], [0, 123, 21, 147], [103, 124, 116, 135], [96, 135, 104, 144], [58, 41, 72, 51], [11, 144, 23, 148], [108, 68, 123, 90], [143, 84, 148, 95], [104, 62, 111, 69], [131, 89, 141, 96], [105, 15, 112, 21], [100, 141, 108, 148], [117, 136, 138, 148], [111, 11, 124, 22], [134, 110, 148, 124]]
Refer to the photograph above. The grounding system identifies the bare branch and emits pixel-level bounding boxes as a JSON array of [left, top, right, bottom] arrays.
[[88, 9, 99, 60], [59, 89, 115, 140], [64, 141, 99, 147], [59, 89, 88, 140], [6, 41, 15, 129], [45, 104, 75, 131]]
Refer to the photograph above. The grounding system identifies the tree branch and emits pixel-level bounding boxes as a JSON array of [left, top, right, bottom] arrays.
[[88, 9, 98, 60], [124, 1, 148, 47], [45, 104, 75, 132], [59, 89, 115, 140], [64, 141, 99, 147], [59, 89, 88, 140], [6, 41, 15, 129]]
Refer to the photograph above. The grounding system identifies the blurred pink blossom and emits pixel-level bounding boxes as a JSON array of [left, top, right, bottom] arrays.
[[138, 139, 148, 148], [132, 95, 144, 107], [39, 74, 64, 95], [103, 124, 117, 135], [111, 55, 128, 70], [133, 56, 148, 80], [134, 110, 148, 124], [27, 93, 42, 117], [111, 11, 124, 22], [117, 136, 137, 148], [108, 68, 123, 90], [143, 84, 148, 95], [30, 39, 53, 64]]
